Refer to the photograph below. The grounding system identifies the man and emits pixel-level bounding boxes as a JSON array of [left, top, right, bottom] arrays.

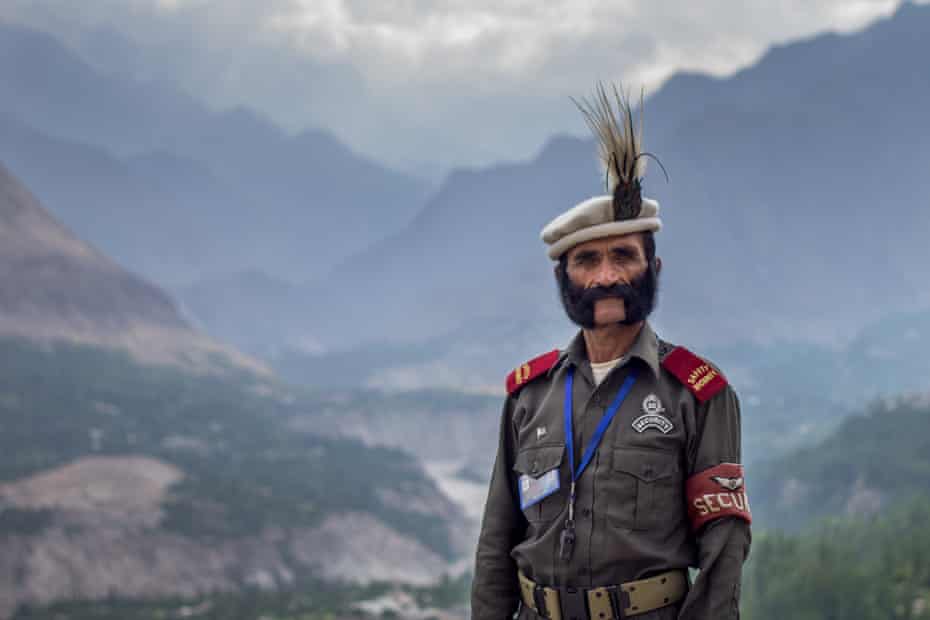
[[471, 84, 751, 620]]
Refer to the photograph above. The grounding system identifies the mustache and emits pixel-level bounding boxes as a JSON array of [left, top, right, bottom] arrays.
[[557, 260, 659, 329], [578, 283, 637, 306]]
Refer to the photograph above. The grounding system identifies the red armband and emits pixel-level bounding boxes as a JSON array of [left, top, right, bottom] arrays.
[[685, 463, 751, 531]]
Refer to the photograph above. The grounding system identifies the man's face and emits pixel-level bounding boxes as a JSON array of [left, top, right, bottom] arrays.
[[556, 233, 659, 329]]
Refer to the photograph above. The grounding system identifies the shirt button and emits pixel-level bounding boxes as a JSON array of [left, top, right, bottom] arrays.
[[581, 508, 591, 518]]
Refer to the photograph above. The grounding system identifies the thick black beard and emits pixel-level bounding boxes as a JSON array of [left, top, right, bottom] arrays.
[[556, 260, 659, 329]]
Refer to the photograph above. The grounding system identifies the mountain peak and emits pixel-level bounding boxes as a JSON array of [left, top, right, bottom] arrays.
[[894, 0, 922, 17], [0, 161, 111, 267], [0, 158, 185, 331], [0, 160, 267, 375]]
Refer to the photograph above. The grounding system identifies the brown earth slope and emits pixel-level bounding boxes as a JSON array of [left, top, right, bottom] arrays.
[[0, 160, 265, 373], [0, 456, 452, 618]]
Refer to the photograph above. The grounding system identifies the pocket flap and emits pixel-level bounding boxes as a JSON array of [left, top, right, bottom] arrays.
[[613, 448, 679, 482], [513, 445, 565, 477]]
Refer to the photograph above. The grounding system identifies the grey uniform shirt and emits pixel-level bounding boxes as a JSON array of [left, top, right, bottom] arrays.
[[471, 322, 751, 620]]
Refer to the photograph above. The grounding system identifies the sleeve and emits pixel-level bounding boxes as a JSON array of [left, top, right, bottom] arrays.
[[677, 385, 752, 620], [470, 395, 527, 620]]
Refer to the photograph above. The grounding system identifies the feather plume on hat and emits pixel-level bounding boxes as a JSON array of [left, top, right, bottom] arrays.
[[571, 82, 653, 222], [540, 82, 664, 259]]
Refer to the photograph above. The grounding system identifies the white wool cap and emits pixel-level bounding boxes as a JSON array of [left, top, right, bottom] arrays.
[[540, 195, 662, 260]]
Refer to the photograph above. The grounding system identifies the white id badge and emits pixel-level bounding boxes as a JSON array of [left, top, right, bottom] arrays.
[[518, 469, 561, 510]]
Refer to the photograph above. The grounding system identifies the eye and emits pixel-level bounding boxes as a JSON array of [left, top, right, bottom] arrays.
[[610, 249, 636, 263], [574, 253, 598, 267]]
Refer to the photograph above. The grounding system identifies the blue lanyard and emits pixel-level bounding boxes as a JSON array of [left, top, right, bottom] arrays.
[[558, 365, 637, 561], [563, 365, 638, 485]]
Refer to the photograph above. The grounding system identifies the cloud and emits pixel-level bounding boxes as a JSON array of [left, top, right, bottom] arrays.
[[0, 0, 912, 174], [263, 0, 902, 88]]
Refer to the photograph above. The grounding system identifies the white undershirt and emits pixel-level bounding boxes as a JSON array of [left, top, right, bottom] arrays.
[[589, 355, 628, 386]]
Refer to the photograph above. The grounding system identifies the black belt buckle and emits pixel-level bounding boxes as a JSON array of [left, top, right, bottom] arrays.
[[534, 585, 549, 619], [560, 586, 589, 620], [606, 585, 630, 619]]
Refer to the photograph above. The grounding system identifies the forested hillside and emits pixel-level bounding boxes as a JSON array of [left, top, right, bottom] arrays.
[[751, 395, 930, 530], [0, 337, 456, 550], [0, 338, 468, 617], [744, 497, 930, 620]]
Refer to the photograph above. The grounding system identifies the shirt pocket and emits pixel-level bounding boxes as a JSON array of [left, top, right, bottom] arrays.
[[610, 447, 682, 530], [512, 444, 566, 523]]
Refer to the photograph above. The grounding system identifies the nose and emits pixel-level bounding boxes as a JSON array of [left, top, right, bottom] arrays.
[[591, 260, 622, 287]]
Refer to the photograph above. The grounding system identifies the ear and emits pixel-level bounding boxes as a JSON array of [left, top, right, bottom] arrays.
[[655, 256, 663, 274]]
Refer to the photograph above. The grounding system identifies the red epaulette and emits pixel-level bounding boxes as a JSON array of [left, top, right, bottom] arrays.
[[661, 346, 728, 403], [505, 349, 560, 395]]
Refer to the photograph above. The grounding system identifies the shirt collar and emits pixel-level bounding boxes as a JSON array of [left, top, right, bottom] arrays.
[[559, 321, 662, 379]]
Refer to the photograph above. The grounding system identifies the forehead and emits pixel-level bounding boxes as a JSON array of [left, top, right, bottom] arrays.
[[566, 233, 645, 258]]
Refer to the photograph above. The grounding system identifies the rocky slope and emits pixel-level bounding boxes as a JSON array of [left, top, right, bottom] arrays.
[[0, 160, 262, 373], [0, 457, 449, 617]]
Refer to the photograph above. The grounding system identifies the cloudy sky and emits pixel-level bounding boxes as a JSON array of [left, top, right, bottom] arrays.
[[1, 0, 916, 176]]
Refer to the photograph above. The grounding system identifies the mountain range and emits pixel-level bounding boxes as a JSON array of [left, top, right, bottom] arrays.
[[297, 0, 930, 352], [221, 3, 930, 415], [0, 21, 430, 286], [4, 6, 929, 371], [181, 2, 930, 377]]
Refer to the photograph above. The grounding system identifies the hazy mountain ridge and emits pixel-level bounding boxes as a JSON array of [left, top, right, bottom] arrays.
[[0, 21, 430, 285], [266, 304, 930, 479], [0, 159, 179, 325], [0, 160, 268, 373], [0, 112, 256, 285], [701, 307, 930, 464], [255, 2, 930, 360], [172, 270, 309, 354]]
